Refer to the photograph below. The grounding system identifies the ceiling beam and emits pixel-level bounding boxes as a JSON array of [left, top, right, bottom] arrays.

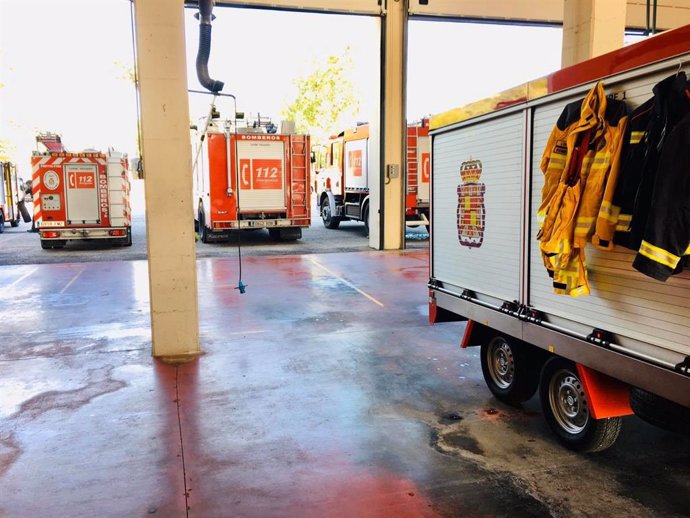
[[193, 0, 690, 31]]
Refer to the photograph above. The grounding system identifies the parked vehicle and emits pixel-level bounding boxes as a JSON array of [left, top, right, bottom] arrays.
[[31, 134, 132, 249], [192, 112, 310, 242], [315, 121, 430, 232], [0, 161, 25, 232], [428, 25, 690, 452]]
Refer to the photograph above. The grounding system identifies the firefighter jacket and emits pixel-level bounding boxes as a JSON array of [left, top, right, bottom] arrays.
[[609, 72, 690, 251], [538, 81, 628, 296], [632, 112, 690, 281]]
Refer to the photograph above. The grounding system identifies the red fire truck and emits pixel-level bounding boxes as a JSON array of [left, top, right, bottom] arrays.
[[192, 113, 310, 242], [315, 121, 430, 232], [31, 134, 132, 249]]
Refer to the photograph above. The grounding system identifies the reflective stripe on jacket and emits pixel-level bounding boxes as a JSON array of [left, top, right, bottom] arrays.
[[538, 81, 628, 296], [632, 112, 690, 280]]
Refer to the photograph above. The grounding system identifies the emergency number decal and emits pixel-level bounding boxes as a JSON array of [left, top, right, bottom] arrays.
[[68, 171, 96, 189], [348, 150, 363, 177], [239, 158, 283, 190], [421, 152, 430, 183], [456, 159, 486, 248]]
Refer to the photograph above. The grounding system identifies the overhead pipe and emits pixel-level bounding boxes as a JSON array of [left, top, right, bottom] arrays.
[[196, 0, 224, 93]]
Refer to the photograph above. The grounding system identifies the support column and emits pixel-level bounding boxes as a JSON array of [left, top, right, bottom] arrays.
[[134, 0, 201, 360], [380, 0, 407, 250], [562, 0, 627, 67]]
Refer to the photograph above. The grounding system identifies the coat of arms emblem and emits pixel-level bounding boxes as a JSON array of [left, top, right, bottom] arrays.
[[456, 159, 485, 248]]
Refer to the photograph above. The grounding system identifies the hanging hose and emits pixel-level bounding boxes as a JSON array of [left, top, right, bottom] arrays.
[[196, 0, 224, 93]]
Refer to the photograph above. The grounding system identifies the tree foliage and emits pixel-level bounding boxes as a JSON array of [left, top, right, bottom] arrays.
[[281, 48, 360, 143]]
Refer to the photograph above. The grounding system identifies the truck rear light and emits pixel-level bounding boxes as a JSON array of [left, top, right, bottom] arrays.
[[109, 229, 126, 237], [213, 222, 232, 229], [42, 231, 61, 238], [326, 178, 331, 190]]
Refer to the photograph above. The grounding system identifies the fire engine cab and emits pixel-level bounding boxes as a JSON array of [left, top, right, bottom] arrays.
[[315, 121, 430, 232]]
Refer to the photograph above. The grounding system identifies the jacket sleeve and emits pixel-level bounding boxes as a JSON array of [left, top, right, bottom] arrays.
[[632, 114, 690, 281], [592, 113, 628, 250]]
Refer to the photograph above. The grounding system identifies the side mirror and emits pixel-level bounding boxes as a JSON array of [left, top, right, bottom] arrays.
[[310, 151, 316, 164]]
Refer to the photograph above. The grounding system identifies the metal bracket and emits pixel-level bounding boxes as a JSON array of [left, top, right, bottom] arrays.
[[460, 289, 475, 301], [586, 328, 613, 348], [675, 357, 690, 376]]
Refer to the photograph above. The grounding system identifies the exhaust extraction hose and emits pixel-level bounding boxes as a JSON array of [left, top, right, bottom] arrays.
[[196, 0, 224, 93]]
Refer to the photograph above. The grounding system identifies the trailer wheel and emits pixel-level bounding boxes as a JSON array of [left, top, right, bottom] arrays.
[[40, 239, 51, 249], [539, 357, 622, 452], [268, 228, 281, 241], [11, 215, 19, 227], [123, 228, 133, 247], [321, 197, 340, 229], [52, 240, 66, 249], [480, 336, 540, 404], [630, 387, 690, 436], [0, 213, 5, 233]]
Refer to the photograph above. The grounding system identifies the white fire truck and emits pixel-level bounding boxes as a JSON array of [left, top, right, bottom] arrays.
[[1, 161, 24, 232], [315, 121, 430, 232], [31, 134, 132, 249], [192, 112, 311, 242], [429, 27, 690, 451]]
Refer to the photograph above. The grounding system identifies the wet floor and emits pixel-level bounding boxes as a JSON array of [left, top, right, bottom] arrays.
[[0, 250, 688, 517]]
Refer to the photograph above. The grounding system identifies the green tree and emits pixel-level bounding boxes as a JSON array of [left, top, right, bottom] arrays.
[[281, 48, 360, 143]]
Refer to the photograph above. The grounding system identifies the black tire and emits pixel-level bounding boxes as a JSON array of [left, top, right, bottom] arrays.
[[268, 228, 281, 241], [198, 208, 209, 243], [480, 336, 541, 405], [630, 387, 690, 436], [321, 197, 340, 229], [52, 240, 66, 249], [40, 239, 51, 249], [363, 204, 370, 235], [11, 215, 19, 227], [539, 357, 622, 452], [123, 228, 133, 247], [0, 213, 4, 233]]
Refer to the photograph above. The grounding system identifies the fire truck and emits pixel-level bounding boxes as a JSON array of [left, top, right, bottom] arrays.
[[192, 112, 311, 242], [31, 134, 132, 249], [428, 26, 690, 451], [315, 121, 430, 232], [0, 161, 25, 232]]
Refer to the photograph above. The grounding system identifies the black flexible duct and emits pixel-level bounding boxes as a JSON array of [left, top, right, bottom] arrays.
[[196, 0, 224, 93]]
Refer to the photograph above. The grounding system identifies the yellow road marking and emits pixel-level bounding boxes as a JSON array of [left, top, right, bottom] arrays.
[[308, 257, 384, 307]]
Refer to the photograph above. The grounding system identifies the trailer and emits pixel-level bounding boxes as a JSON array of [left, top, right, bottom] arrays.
[[316, 121, 430, 232], [192, 114, 310, 242], [31, 134, 132, 249], [429, 26, 690, 452]]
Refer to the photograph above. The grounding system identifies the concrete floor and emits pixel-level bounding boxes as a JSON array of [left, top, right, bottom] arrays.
[[1, 250, 689, 518]]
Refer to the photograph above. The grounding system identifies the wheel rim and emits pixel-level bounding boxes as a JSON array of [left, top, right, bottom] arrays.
[[486, 338, 514, 390], [548, 369, 589, 434], [322, 202, 331, 223]]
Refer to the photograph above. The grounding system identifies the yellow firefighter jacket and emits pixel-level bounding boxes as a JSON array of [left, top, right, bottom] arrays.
[[537, 82, 628, 296]]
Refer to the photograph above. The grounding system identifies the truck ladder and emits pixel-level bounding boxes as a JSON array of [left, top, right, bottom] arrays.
[[289, 135, 309, 220], [407, 128, 418, 194]]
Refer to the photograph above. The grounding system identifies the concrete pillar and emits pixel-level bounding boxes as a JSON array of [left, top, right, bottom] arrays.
[[562, 0, 627, 67], [134, 0, 201, 361], [380, 0, 407, 250]]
